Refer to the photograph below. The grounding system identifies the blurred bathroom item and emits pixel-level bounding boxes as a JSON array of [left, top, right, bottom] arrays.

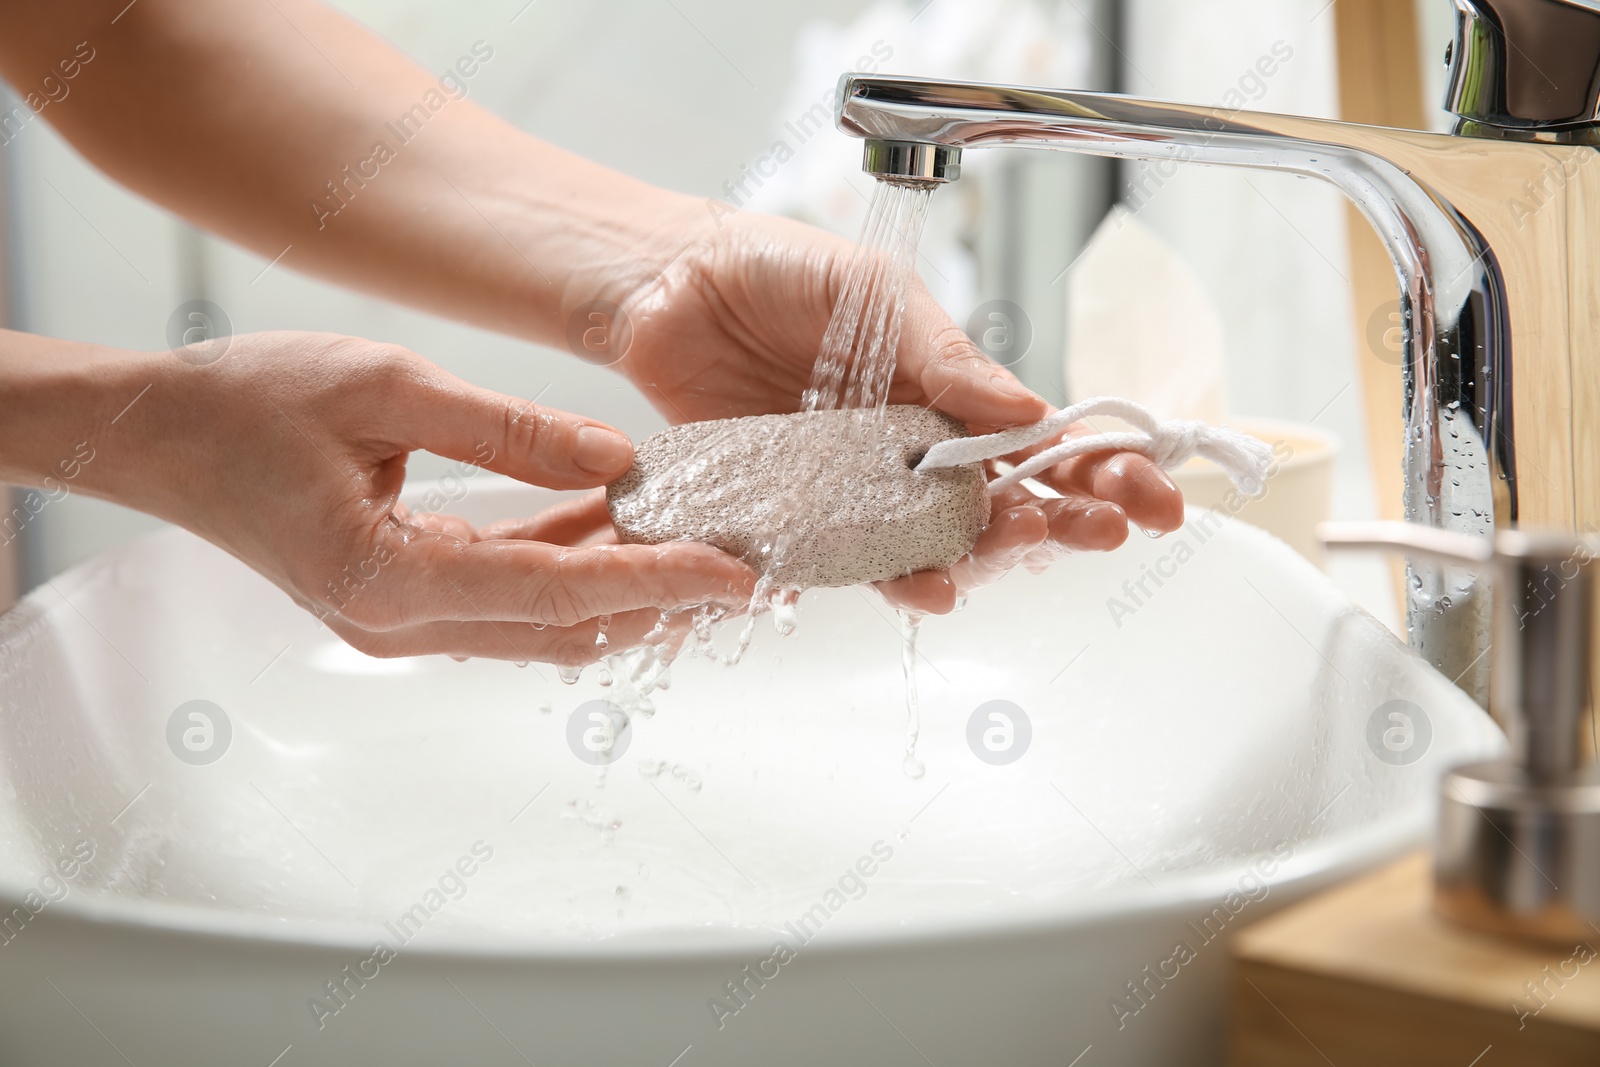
[[1168, 419, 1338, 567], [1064, 206, 1336, 566], [1066, 206, 1228, 426], [743, 0, 1118, 399]]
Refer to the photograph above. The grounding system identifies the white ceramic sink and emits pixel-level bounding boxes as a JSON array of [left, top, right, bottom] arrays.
[[0, 478, 1502, 1066]]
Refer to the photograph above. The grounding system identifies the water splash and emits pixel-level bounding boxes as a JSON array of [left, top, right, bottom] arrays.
[[770, 589, 800, 637], [562, 798, 622, 845], [638, 758, 704, 793]]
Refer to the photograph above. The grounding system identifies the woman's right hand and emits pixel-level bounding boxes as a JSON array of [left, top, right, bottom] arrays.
[[36, 330, 757, 665]]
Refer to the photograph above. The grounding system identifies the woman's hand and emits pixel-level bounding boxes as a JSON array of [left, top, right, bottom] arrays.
[[606, 206, 1185, 613], [74, 332, 756, 663]]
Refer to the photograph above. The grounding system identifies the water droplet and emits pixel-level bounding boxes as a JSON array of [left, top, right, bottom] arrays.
[[558, 664, 582, 685], [770, 590, 800, 637]]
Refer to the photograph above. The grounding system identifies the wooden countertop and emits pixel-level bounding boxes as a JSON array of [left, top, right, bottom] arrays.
[[1230, 852, 1600, 1066]]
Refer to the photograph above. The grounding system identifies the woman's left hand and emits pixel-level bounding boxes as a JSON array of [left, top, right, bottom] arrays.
[[573, 204, 1186, 613]]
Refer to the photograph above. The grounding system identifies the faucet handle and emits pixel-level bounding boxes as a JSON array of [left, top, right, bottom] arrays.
[[1448, 1, 1600, 138]]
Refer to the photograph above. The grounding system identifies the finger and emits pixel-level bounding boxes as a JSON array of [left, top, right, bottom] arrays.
[[476, 489, 614, 546], [1034, 452, 1184, 534], [874, 567, 958, 615], [946, 505, 1048, 592], [395, 366, 636, 488], [328, 606, 685, 666], [990, 479, 1060, 512], [351, 535, 756, 630], [898, 285, 1048, 428], [1035, 495, 1130, 551]]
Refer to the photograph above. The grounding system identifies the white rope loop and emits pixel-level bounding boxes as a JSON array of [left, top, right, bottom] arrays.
[[915, 396, 1275, 496]]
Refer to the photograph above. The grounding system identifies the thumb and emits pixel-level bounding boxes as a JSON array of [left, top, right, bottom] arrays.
[[899, 285, 1048, 428], [396, 371, 636, 489]]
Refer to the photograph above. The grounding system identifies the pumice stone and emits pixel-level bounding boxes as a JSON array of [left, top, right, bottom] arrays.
[[607, 406, 990, 588]]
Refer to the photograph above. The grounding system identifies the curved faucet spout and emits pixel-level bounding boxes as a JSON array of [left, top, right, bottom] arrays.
[[837, 73, 1515, 704]]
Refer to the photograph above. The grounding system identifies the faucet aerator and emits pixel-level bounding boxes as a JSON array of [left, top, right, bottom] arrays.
[[862, 139, 962, 186]]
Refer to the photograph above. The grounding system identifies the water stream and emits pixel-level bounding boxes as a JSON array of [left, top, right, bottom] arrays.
[[804, 180, 935, 420], [899, 610, 926, 780], [585, 178, 943, 775]]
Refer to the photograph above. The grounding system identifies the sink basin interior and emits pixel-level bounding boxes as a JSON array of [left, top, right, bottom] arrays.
[[0, 479, 1503, 954]]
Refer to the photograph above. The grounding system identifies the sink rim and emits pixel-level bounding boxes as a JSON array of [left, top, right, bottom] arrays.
[[0, 808, 1422, 962]]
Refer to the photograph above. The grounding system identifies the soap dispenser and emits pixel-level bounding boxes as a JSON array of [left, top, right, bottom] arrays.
[[1322, 522, 1600, 943]]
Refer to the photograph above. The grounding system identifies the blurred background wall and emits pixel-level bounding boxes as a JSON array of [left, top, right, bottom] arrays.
[[0, 0, 1463, 628]]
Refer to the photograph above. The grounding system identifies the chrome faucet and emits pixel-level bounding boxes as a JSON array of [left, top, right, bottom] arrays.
[[835, 0, 1600, 709]]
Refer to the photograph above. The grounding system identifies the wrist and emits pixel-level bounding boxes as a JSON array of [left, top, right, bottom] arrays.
[[545, 178, 711, 334], [0, 332, 161, 502], [420, 110, 709, 350]]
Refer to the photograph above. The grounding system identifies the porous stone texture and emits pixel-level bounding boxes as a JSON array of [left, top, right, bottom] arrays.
[[607, 406, 990, 588]]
